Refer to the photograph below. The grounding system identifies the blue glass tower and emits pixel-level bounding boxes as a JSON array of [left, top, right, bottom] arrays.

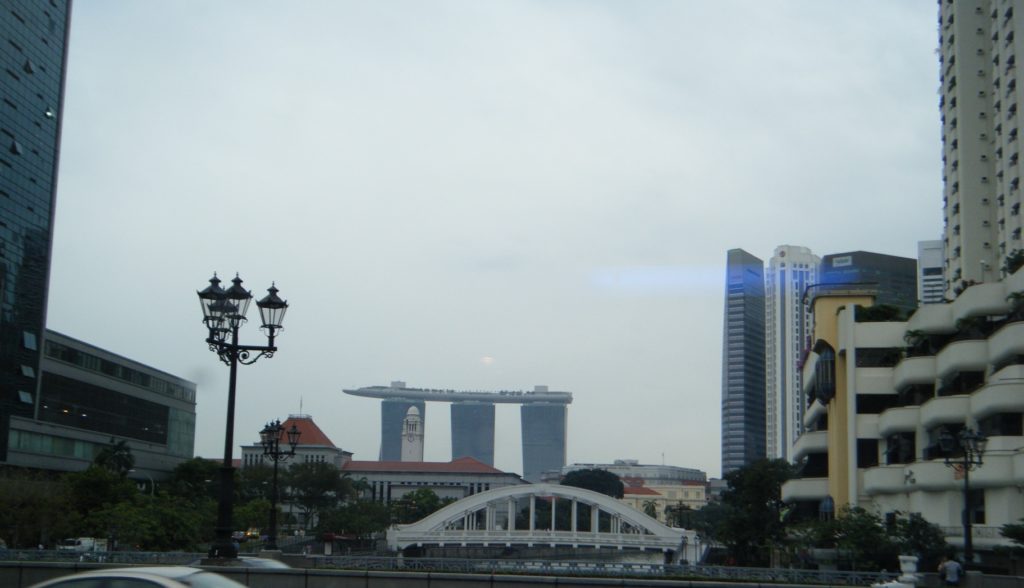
[[0, 0, 72, 462]]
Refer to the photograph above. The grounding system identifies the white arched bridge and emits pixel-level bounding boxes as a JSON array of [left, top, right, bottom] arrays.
[[387, 484, 697, 562]]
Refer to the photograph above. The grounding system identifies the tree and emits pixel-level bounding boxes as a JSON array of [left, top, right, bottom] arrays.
[[64, 465, 138, 521], [0, 468, 75, 548], [390, 488, 451, 524], [284, 463, 353, 529], [643, 500, 658, 519], [892, 512, 947, 570], [318, 501, 392, 540], [715, 458, 795, 566], [166, 457, 219, 503], [93, 438, 135, 477], [561, 469, 624, 498]]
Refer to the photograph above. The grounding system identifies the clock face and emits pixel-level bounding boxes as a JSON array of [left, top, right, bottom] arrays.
[[407, 434, 416, 442]]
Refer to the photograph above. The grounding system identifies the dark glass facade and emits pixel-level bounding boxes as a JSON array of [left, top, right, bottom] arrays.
[[721, 249, 767, 474], [520, 403, 567, 482], [380, 398, 425, 461], [450, 402, 495, 465], [819, 251, 918, 314], [39, 372, 169, 444], [0, 0, 71, 462]]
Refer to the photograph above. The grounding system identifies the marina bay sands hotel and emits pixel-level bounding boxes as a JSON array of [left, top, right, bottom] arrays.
[[343, 382, 572, 482]]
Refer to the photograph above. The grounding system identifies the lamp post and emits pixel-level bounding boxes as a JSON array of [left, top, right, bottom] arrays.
[[939, 427, 988, 564], [259, 419, 300, 551], [198, 273, 288, 559]]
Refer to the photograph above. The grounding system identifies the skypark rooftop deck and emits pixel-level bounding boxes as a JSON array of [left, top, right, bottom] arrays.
[[343, 384, 573, 404]]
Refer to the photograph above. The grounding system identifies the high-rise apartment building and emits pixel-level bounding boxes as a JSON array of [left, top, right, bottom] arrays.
[[918, 240, 946, 304], [765, 245, 819, 461], [0, 1, 71, 463], [939, 0, 1024, 294], [720, 249, 767, 474], [819, 251, 918, 314]]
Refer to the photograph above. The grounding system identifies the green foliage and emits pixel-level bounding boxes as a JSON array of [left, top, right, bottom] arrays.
[[64, 466, 138, 520], [237, 465, 275, 502], [86, 494, 211, 551], [714, 459, 796, 566], [642, 500, 657, 518], [0, 468, 75, 548], [893, 512, 948, 569], [166, 457, 220, 503], [1004, 249, 1024, 275], [93, 438, 135, 477], [317, 501, 392, 539], [1001, 519, 1024, 546], [561, 468, 625, 498], [233, 498, 272, 532], [390, 488, 452, 524], [284, 463, 353, 528]]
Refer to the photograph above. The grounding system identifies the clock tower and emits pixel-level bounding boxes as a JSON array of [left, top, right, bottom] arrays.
[[400, 406, 424, 462]]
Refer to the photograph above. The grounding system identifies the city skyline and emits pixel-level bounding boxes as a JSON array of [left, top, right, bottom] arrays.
[[43, 2, 941, 478]]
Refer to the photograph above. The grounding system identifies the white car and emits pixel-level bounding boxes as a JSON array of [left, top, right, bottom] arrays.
[[29, 566, 247, 588]]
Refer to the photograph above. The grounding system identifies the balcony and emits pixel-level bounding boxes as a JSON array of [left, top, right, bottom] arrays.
[[893, 356, 937, 390], [855, 367, 895, 394], [792, 431, 828, 462], [971, 379, 1024, 420], [910, 459, 960, 492], [863, 465, 909, 495], [936, 339, 989, 378], [952, 282, 1013, 321], [988, 321, 1024, 366], [907, 304, 955, 334], [803, 400, 826, 430], [781, 478, 828, 502], [802, 352, 819, 396], [878, 406, 920, 437], [920, 394, 969, 429]]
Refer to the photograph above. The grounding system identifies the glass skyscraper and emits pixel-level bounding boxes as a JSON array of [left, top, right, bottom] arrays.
[[520, 403, 567, 482], [819, 251, 918, 314], [450, 401, 495, 465], [0, 0, 72, 462], [721, 248, 767, 474], [380, 397, 426, 461]]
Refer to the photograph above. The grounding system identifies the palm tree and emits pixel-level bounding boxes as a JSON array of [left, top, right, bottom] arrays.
[[93, 438, 134, 477]]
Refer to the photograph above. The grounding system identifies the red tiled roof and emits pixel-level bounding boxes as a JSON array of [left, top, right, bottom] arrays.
[[281, 416, 335, 448], [623, 486, 661, 496], [343, 456, 509, 475]]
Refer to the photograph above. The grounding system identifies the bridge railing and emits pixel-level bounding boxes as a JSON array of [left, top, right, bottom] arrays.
[[311, 556, 897, 584]]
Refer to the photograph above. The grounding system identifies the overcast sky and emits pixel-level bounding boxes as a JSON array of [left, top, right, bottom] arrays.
[[47, 1, 942, 479]]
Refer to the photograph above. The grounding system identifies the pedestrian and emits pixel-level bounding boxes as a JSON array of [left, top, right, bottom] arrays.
[[939, 556, 963, 586]]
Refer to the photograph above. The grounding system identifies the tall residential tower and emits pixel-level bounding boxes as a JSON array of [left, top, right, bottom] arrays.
[[765, 245, 819, 461], [720, 249, 767, 474]]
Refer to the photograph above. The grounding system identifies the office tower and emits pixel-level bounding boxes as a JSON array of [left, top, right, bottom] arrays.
[[720, 249, 767, 474], [765, 245, 819, 462], [400, 406, 424, 462], [0, 1, 72, 463], [520, 400, 567, 482], [451, 401, 495, 465], [939, 0, 1024, 294], [379, 386, 426, 461], [917, 240, 946, 304], [819, 251, 918, 314]]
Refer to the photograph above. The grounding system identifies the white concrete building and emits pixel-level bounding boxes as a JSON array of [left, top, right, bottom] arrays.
[[782, 269, 1024, 567], [343, 456, 525, 503], [940, 0, 1024, 295], [240, 414, 351, 470], [765, 245, 819, 461]]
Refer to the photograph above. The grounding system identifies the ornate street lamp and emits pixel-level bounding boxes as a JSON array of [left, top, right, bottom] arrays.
[[198, 273, 288, 559], [939, 427, 988, 564], [260, 419, 300, 551]]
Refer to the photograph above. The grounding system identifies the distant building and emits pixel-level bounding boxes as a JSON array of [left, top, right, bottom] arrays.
[[240, 414, 351, 470], [0, 0, 72, 464], [918, 240, 946, 305], [819, 250, 918, 314], [7, 330, 197, 480], [766, 245, 819, 462], [451, 402, 495, 465], [721, 248, 767, 474], [345, 382, 571, 481], [343, 456, 525, 503]]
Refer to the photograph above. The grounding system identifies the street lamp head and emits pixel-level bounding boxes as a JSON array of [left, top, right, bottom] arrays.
[[286, 423, 301, 451], [962, 428, 988, 457], [197, 274, 227, 328], [259, 422, 274, 451], [256, 283, 288, 332], [224, 274, 253, 328]]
